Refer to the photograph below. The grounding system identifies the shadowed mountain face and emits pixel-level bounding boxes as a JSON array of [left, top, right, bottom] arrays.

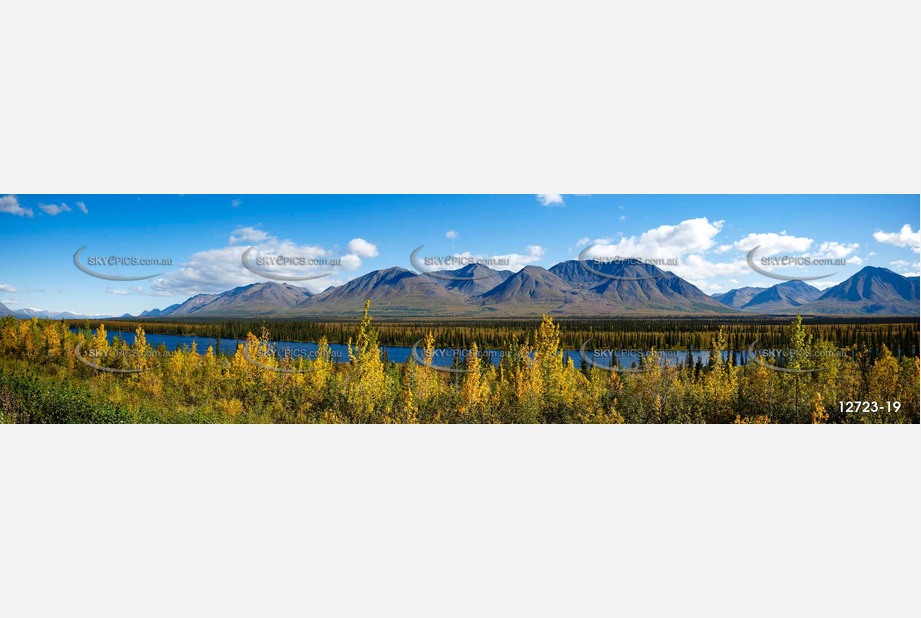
[[127, 262, 747, 318], [713, 286, 767, 309], [801, 267, 920, 315], [141, 304, 182, 318], [549, 260, 733, 313], [476, 266, 578, 304], [165, 282, 313, 317], [0, 302, 14, 317], [426, 263, 513, 296], [289, 267, 472, 317], [123, 263, 920, 319], [739, 280, 822, 313]]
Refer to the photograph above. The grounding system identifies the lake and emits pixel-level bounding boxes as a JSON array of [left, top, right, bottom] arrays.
[[74, 329, 743, 370]]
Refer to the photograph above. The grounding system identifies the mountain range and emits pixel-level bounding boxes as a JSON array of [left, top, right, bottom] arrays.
[[0, 305, 113, 320], [7, 264, 915, 321], [712, 267, 919, 315], [713, 280, 823, 313], [112, 263, 919, 319]]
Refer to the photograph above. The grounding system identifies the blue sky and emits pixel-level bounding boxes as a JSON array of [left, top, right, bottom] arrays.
[[1, 194, 919, 315]]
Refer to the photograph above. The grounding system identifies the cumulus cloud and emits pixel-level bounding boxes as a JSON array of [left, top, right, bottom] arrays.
[[106, 289, 131, 295], [670, 255, 752, 286], [76, 201, 89, 215], [807, 241, 863, 265], [873, 224, 920, 252], [716, 232, 813, 255], [229, 226, 271, 244], [582, 217, 725, 261], [346, 238, 379, 258], [151, 228, 372, 296], [445, 230, 458, 240], [890, 259, 920, 276], [425, 245, 546, 272], [0, 284, 17, 293], [536, 194, 564, 206], [0, 195, 33, 217], [38, 203, 72, 216]]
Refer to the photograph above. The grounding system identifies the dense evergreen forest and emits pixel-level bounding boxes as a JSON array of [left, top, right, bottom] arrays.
[[67, 316, 919, 357]]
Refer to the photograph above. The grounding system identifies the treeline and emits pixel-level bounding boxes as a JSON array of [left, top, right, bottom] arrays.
[[4, 309, 919, 424], [68, 316, 919, 357]]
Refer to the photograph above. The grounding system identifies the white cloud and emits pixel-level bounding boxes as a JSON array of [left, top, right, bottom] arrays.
[[445, 230, 458, 240], [229, 226, 271, 244], [812, 241, 859, 259], [807, 241, 863, 265], [231, 198, 243, 208], [890, 259, 920, 276], [873, 224, 921, 252], [38, 203, 72, 216], [0, 284, 17, 293], [670, 255, 752, 288], [575, 237, 592, 247], [0, 195, 33, 217], [152, 228, 369, 296], [582, 217, 724, 261], [618, 215, 626, 222], [536, 194, 564, 207], [426, 245, 546, 272], [500, 245, 546, 270], [346, 238, 379, 258], [76, 201, 89, 215], [105, 285, 150, 296], [716, 232, 813, 255], [1, 299, 19, 305]]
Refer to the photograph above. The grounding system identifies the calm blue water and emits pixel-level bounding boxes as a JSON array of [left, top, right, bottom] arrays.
[[75, 329, 735, 369]]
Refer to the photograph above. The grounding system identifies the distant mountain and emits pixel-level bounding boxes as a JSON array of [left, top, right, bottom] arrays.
[[288, 267, 472, 317], [0, 302, 13, 317], [739, 280, 822, 313], [165, 282, 314, 317], [426, 263, 513, 296], [475, 266, 581, 312], [800, 266, 920, 315], [140, 303, 182, 318], [713, 286, 767, 309], [9, 308, 112, 320]]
